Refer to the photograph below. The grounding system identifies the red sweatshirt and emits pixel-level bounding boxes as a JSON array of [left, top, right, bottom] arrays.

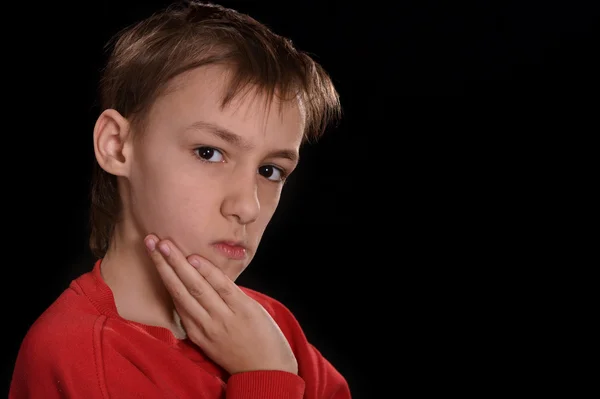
[[10, 259, 350, 398]]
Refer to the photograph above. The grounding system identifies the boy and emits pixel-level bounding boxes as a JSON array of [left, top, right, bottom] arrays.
[[9, 1, 349, 398]]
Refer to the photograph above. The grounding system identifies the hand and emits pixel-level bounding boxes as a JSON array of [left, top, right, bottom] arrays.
[[144, 234, 298, 375]]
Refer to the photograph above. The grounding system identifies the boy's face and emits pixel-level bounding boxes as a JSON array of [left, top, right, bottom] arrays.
[[127, 65, 303, 281]]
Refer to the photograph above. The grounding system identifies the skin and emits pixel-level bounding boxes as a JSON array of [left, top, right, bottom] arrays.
[[145, 233, 298, 374], [93, 64, 304, 369]]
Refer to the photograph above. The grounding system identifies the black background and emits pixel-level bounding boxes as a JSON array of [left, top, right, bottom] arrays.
[[3, 1, 598, 397]]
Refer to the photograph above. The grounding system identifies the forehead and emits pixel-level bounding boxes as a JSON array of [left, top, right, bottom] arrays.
[[149, 65, 305, 147]]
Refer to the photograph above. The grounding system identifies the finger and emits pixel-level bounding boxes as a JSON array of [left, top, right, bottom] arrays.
[[187, 254, 245, 309], [153, 237, 232, 316], [144, 235, 211, 321]]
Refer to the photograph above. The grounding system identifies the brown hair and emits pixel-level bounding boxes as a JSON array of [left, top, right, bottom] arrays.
[[89, 1, 341, 259]]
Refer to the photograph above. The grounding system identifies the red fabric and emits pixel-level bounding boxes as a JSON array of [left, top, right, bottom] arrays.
[[10, 260, 350, 398]]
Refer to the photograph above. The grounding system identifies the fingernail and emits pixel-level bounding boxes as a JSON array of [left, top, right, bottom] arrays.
[[189, 257, 201, 268], [158, 242, 170, 256], [145, 237, 157, 252]]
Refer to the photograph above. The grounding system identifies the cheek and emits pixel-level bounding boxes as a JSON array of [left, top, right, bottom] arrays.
[[129, 160, 215, 241], [169, 194, 215, 247]]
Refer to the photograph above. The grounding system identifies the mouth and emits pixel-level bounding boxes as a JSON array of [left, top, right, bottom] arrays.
[[211, 241, 248, 260]]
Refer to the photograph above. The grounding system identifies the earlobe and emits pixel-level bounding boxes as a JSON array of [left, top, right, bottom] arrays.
[[93, 109, 132, 177]]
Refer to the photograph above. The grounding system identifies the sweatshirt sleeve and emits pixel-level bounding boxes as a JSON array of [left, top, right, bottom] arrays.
[[226, 370, 306, 399]]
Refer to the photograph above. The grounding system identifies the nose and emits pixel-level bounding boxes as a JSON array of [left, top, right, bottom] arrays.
[[220, 170, 260, 225]]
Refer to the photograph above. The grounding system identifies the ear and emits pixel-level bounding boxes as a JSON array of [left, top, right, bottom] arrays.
[[93, 109, 133, 177]]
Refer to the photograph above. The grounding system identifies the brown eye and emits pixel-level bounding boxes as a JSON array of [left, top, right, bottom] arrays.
[[195, 147, 224, 162], [258, 165, 284, 182]]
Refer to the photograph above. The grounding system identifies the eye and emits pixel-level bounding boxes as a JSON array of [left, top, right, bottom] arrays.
[[194, 146, 224, 163], [258, 165, 286, 182]]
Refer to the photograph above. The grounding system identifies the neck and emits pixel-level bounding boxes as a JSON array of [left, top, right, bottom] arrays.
[[99, 219, 186, 339]]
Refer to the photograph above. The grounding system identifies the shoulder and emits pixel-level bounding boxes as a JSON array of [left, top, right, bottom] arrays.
[[11, 281, 107, 397], [16, 280, 105, 371], [29, 279, 102, 335]]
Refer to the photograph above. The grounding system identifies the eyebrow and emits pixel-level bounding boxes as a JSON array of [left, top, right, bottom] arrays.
[[185, 121, 300, 163]]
